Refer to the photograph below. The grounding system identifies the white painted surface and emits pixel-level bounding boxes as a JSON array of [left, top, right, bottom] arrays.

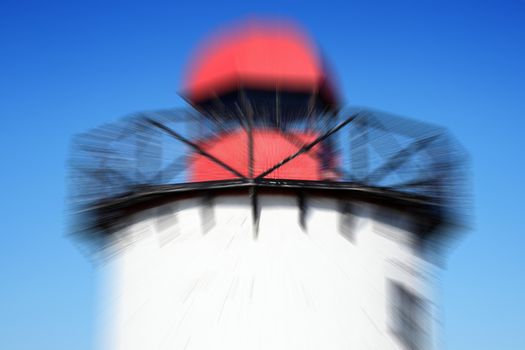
[[97, 194, 439, 350]]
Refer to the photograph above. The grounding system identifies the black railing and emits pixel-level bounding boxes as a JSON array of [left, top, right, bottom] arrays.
[[69, 106, 468, 236]]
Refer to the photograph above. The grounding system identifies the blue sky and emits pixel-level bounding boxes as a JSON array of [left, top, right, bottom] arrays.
[[1, 0, 524, 348]]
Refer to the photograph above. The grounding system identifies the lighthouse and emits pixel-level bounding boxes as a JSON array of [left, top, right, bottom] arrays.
[[70, 21, 467, 350]]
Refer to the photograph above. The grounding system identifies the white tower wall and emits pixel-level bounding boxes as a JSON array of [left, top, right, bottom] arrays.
[[98, 194, 439, 350]]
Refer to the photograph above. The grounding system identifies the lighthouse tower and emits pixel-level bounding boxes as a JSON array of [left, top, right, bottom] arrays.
[[71, 22, 466, 350]]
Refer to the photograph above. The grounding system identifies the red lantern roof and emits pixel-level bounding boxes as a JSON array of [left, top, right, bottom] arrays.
[[183, 21, 339, 108]]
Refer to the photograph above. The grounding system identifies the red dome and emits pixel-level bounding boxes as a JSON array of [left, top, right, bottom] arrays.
[[183, 21, 338, 108]]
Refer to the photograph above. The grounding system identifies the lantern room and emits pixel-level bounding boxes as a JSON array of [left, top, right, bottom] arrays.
[[182, 21, 340, 182]]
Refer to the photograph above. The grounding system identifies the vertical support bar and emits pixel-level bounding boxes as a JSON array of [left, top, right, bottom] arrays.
[[241, 89, 255, 179], [338, 200, 356, 243], [298, 191, 307, 231], [200, 194, 215, 235], [248, 111, 254, 179], [250, 187, 259, 238]]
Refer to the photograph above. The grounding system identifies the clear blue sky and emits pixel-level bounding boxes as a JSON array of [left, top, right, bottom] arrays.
[[1, 0, 524, 349]]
